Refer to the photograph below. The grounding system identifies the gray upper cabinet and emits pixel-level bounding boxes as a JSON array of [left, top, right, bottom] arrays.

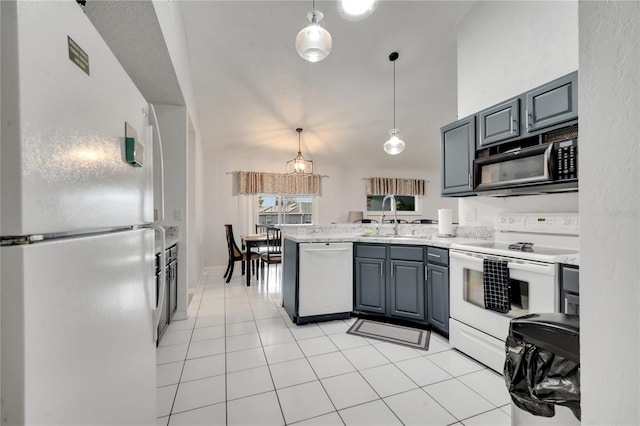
[[441, 116, 476, 197], [525, 71, 578, 133], [477, 98, 520, 149]]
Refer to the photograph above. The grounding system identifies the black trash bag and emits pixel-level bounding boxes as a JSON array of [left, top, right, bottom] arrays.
[[504, 335, 581, 421]]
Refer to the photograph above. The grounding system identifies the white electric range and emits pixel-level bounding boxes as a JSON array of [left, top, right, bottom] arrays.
[[448, 213, 579, 373]]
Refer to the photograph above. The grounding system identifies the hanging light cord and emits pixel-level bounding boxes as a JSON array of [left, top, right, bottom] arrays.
[[392, 58, 396, 129], [389, 51, 399, 129]]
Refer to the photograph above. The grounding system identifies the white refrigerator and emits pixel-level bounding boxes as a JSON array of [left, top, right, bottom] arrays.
[[1, 1, 157, 424]]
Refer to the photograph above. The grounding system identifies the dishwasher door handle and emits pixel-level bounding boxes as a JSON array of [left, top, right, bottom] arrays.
[[301, 247, 351, 253]]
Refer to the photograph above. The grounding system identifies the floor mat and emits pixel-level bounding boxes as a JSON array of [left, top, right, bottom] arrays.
[[346, 318, 430, 350]]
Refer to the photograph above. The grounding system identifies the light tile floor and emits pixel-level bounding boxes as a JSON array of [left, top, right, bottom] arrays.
[[156, 267, 511, 426]]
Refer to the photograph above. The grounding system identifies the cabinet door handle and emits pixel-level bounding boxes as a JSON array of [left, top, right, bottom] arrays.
[[428, 253, 441, 259], [526, 111, 533, 128], [511, 119, 517, 133], [380, 263, 383, 276], [468, 173, 472, 188], [564, 297, 569, 313], [390, 261, 394, 277], [425, 265, 428, 280]]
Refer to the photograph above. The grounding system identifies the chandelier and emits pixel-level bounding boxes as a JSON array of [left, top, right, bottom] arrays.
[[286, 128, 313, 175]]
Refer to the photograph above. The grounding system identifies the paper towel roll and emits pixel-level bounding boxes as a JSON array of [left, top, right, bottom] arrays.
[[438, 208, 453, 236]]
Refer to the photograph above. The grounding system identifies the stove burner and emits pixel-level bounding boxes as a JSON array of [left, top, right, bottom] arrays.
[[508, 242, 534, 251]]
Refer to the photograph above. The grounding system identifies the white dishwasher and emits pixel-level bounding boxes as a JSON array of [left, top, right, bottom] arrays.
[[298, 242, 353, 321]]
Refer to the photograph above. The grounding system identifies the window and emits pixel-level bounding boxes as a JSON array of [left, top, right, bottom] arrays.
[[366, 195, 418, 212], [258, 195, 314, 225]]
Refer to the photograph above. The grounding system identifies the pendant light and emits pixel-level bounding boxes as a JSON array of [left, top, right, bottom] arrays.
[[383, 51, 406, 155], [286, 128, 313, 175], [338, 0, 378, 21], [295, 0, 332, 63]]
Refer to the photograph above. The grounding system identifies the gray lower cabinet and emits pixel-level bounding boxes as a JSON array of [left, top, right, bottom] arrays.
[[426, 247, 449, 335], [389, 260, 425, 321], [355, 243, 449, 332], [282, 239, 299, 321], [441, 116, 476, 197], [355, 257, 386, 314]]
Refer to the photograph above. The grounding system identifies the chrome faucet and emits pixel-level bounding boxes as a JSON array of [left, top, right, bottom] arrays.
[[380, 195, 398, 236]]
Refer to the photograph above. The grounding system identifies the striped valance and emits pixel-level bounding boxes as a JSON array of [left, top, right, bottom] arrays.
[[234, 171, 321, 195], [367, 177, 426, 196]]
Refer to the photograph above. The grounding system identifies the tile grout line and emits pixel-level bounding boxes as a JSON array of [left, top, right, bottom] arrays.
[[161, 269, 510, 425]]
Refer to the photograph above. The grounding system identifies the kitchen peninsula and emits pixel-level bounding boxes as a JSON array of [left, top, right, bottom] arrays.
[[281, 223, 492, 334]]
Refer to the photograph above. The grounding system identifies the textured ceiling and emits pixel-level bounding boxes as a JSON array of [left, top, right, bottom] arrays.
[[85, 1, 475, 173], [83, 0, 184, 106]]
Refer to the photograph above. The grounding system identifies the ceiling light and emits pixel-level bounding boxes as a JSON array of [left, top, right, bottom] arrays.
[[384, 51, 405, 155], [338, 0, 378, 21], [286, 128, 314, 175], [295, 1, 332, 62]]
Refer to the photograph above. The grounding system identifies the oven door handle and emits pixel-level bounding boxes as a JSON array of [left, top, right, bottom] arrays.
[[506, 262, 555, 275], [451, 251, 555, 275]]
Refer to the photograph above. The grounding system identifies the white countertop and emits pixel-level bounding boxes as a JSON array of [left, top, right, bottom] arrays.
[[284, 234, 580, 266], [284, 233, 487, 249], [556, 253, 580, 267]]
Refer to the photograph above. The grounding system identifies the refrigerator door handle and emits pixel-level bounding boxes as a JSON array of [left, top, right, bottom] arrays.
[[147, 224, 166, 342], [149, 104, 165, 222]]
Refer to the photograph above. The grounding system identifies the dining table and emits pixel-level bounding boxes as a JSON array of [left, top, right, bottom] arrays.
[[240, 233, 269, 286]]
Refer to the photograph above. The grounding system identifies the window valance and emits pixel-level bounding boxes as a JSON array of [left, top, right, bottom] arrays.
[[234, 171, 321, 195], [366, 177, 426, 196]]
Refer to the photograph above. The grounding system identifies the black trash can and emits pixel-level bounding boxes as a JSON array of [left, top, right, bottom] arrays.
[[504, 313, 580, 425]]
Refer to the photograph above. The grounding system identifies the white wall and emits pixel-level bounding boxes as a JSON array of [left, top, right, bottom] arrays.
[[457, 1, 579, 118], [153, 1, 206, 290], [154, 104, 189, 319], [457, 2, 640, 423], [456, 0, 579, 224], [579, 2, 639, 424], [203, 156, 456, 269]]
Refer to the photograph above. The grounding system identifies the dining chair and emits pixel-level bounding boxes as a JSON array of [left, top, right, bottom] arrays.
[[224, 224, 260, 283], [382, 219, 409, 224], [411, 219, 438, 224], [260, 227, 282, 281]]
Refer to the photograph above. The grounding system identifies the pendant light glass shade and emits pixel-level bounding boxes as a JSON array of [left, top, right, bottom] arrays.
[[295, 9, 332, 62], [384, 128, 405, 155], [384, 51, 405, 155], [338, 0, 378, 21], [286, 128, 314, 175]]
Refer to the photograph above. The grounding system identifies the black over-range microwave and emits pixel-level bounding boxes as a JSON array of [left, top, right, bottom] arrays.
[[473, 138, 577, 195]]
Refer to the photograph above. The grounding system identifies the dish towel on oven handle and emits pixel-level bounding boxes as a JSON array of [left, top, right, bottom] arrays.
[[483, 258, 511, 313]]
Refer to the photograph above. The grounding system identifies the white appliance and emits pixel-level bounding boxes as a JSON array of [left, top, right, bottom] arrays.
[[448, 213, 579, 373], [1, 1, 160, 424], [298, 243, 353, 321]]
